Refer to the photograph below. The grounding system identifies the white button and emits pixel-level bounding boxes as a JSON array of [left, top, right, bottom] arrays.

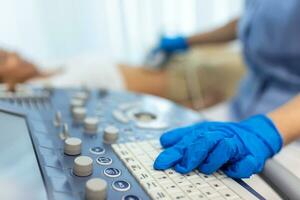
[[70, 98, 85, 109], [72, 107, 87, 122], [74, 91, 89, 102], [84, 117, 99, 134], [85, 178, 107, 200], [73, 156, 93, 177], [103, 126, 119, 144], [64, 137, 82, 155]]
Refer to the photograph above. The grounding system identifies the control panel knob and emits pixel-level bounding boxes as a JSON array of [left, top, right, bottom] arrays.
[[103, 126, 119, 144], [84, 117, 99, 134], [53, 111, 62, 127], [74, 91, 89, 102], [64, 137, 82, 155], [72, 107, 87, 122], [85, 178, 107, 200], [73, 156, 93, 177], [70, 98, 85, 110]]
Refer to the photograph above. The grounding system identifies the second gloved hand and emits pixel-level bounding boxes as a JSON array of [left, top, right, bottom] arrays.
[[154, 115, 283, 178], [155, 36, 189, 53]]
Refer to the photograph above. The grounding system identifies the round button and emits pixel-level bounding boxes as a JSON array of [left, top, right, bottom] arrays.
[[64, 137, 82, 155], [122, 195, 141, 200], [72, 107, 87, 122], [73, 156, 93, 177], [103, 126, 119, 144], [86, 178, 107, 200], [96, 156, 112, 166], [90, 146, 105, 155], [84, 117, 99, 134], [112, 180, 131, 192], [74, 91, 89, 102], [104, 168, 121, 178], [70, 98, 85, 109]]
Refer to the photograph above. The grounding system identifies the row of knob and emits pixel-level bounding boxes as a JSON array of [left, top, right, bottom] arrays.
[[63, 124, 119, 156], [54, 110, 100, 134], [59, 92, 124, 199]]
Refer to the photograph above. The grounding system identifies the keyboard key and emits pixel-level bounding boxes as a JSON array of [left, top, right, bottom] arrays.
[[141, 179, 160, 191], [181, 184, 198, 195], [189, 193, 207, 199], [173, 178, 191, 186], [218, 189, 239, 200], [199, 173, 217, 181], [209, 180, 227, 190], [168, 192, 187, 200], [214, 171, 227, 179], [149, 190, 170, 200], [190, 178, 210, 189], [200, 186, 221, 199]]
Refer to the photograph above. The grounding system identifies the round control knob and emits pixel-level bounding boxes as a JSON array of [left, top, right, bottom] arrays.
[[70, 98, 85, 110], [72, 107, 87, 122], [73, 156, 93, 177], [103, 126, 119, 144], [64, 137, 82, 155], [74, 91, 89, 102], [85, 178, 107, 200], [84, 117, 99, 134]]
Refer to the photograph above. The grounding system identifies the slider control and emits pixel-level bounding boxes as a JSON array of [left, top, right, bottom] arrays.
[[59, 123, 70, 140], [53, 111, 62, 127]]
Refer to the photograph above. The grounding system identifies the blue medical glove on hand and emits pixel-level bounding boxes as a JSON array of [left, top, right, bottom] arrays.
[[156, 36, 189, 53], [154, 115, 283, 178]]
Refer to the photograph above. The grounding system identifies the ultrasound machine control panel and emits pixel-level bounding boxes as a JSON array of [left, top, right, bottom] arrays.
[[0, 85, 265, 200]]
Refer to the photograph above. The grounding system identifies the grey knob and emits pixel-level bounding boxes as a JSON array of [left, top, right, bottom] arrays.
[[103, 126, 119, 144], [53, 111, 62, 127], [70, 98, 85, 110], [73, 156, 93, 177], [64, 137, 82, 155], [72, 107, 87, 122], [85, 178, 107, 200], [84, 117, 99, 134]]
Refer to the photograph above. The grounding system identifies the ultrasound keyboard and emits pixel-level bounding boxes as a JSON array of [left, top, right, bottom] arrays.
[[113, 140, 244, 200], [0, 85, 265, 200]]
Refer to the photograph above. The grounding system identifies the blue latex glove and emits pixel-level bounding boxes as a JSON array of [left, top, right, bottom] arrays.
[[154, 115, 283, 178], [155, 36, 189, 53]]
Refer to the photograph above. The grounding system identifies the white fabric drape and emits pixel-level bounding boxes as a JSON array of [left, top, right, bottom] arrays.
[[0, 0, 243, 66]]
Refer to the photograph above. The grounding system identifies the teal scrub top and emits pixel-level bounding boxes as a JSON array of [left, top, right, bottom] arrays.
[[231, 0, 300, 120]]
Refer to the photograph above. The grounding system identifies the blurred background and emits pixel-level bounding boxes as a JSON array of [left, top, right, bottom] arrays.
[[0, 0, 243, 66]]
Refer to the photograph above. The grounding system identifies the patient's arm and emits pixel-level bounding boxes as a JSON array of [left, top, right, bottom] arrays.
[[268, 95, 300, 144], [119, 64, 168, 98], [187, 18, 239, 46]]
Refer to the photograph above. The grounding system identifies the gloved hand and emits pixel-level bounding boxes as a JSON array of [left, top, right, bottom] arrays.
[[154, 36, 189, 53], [154, 115, 283, 178]]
